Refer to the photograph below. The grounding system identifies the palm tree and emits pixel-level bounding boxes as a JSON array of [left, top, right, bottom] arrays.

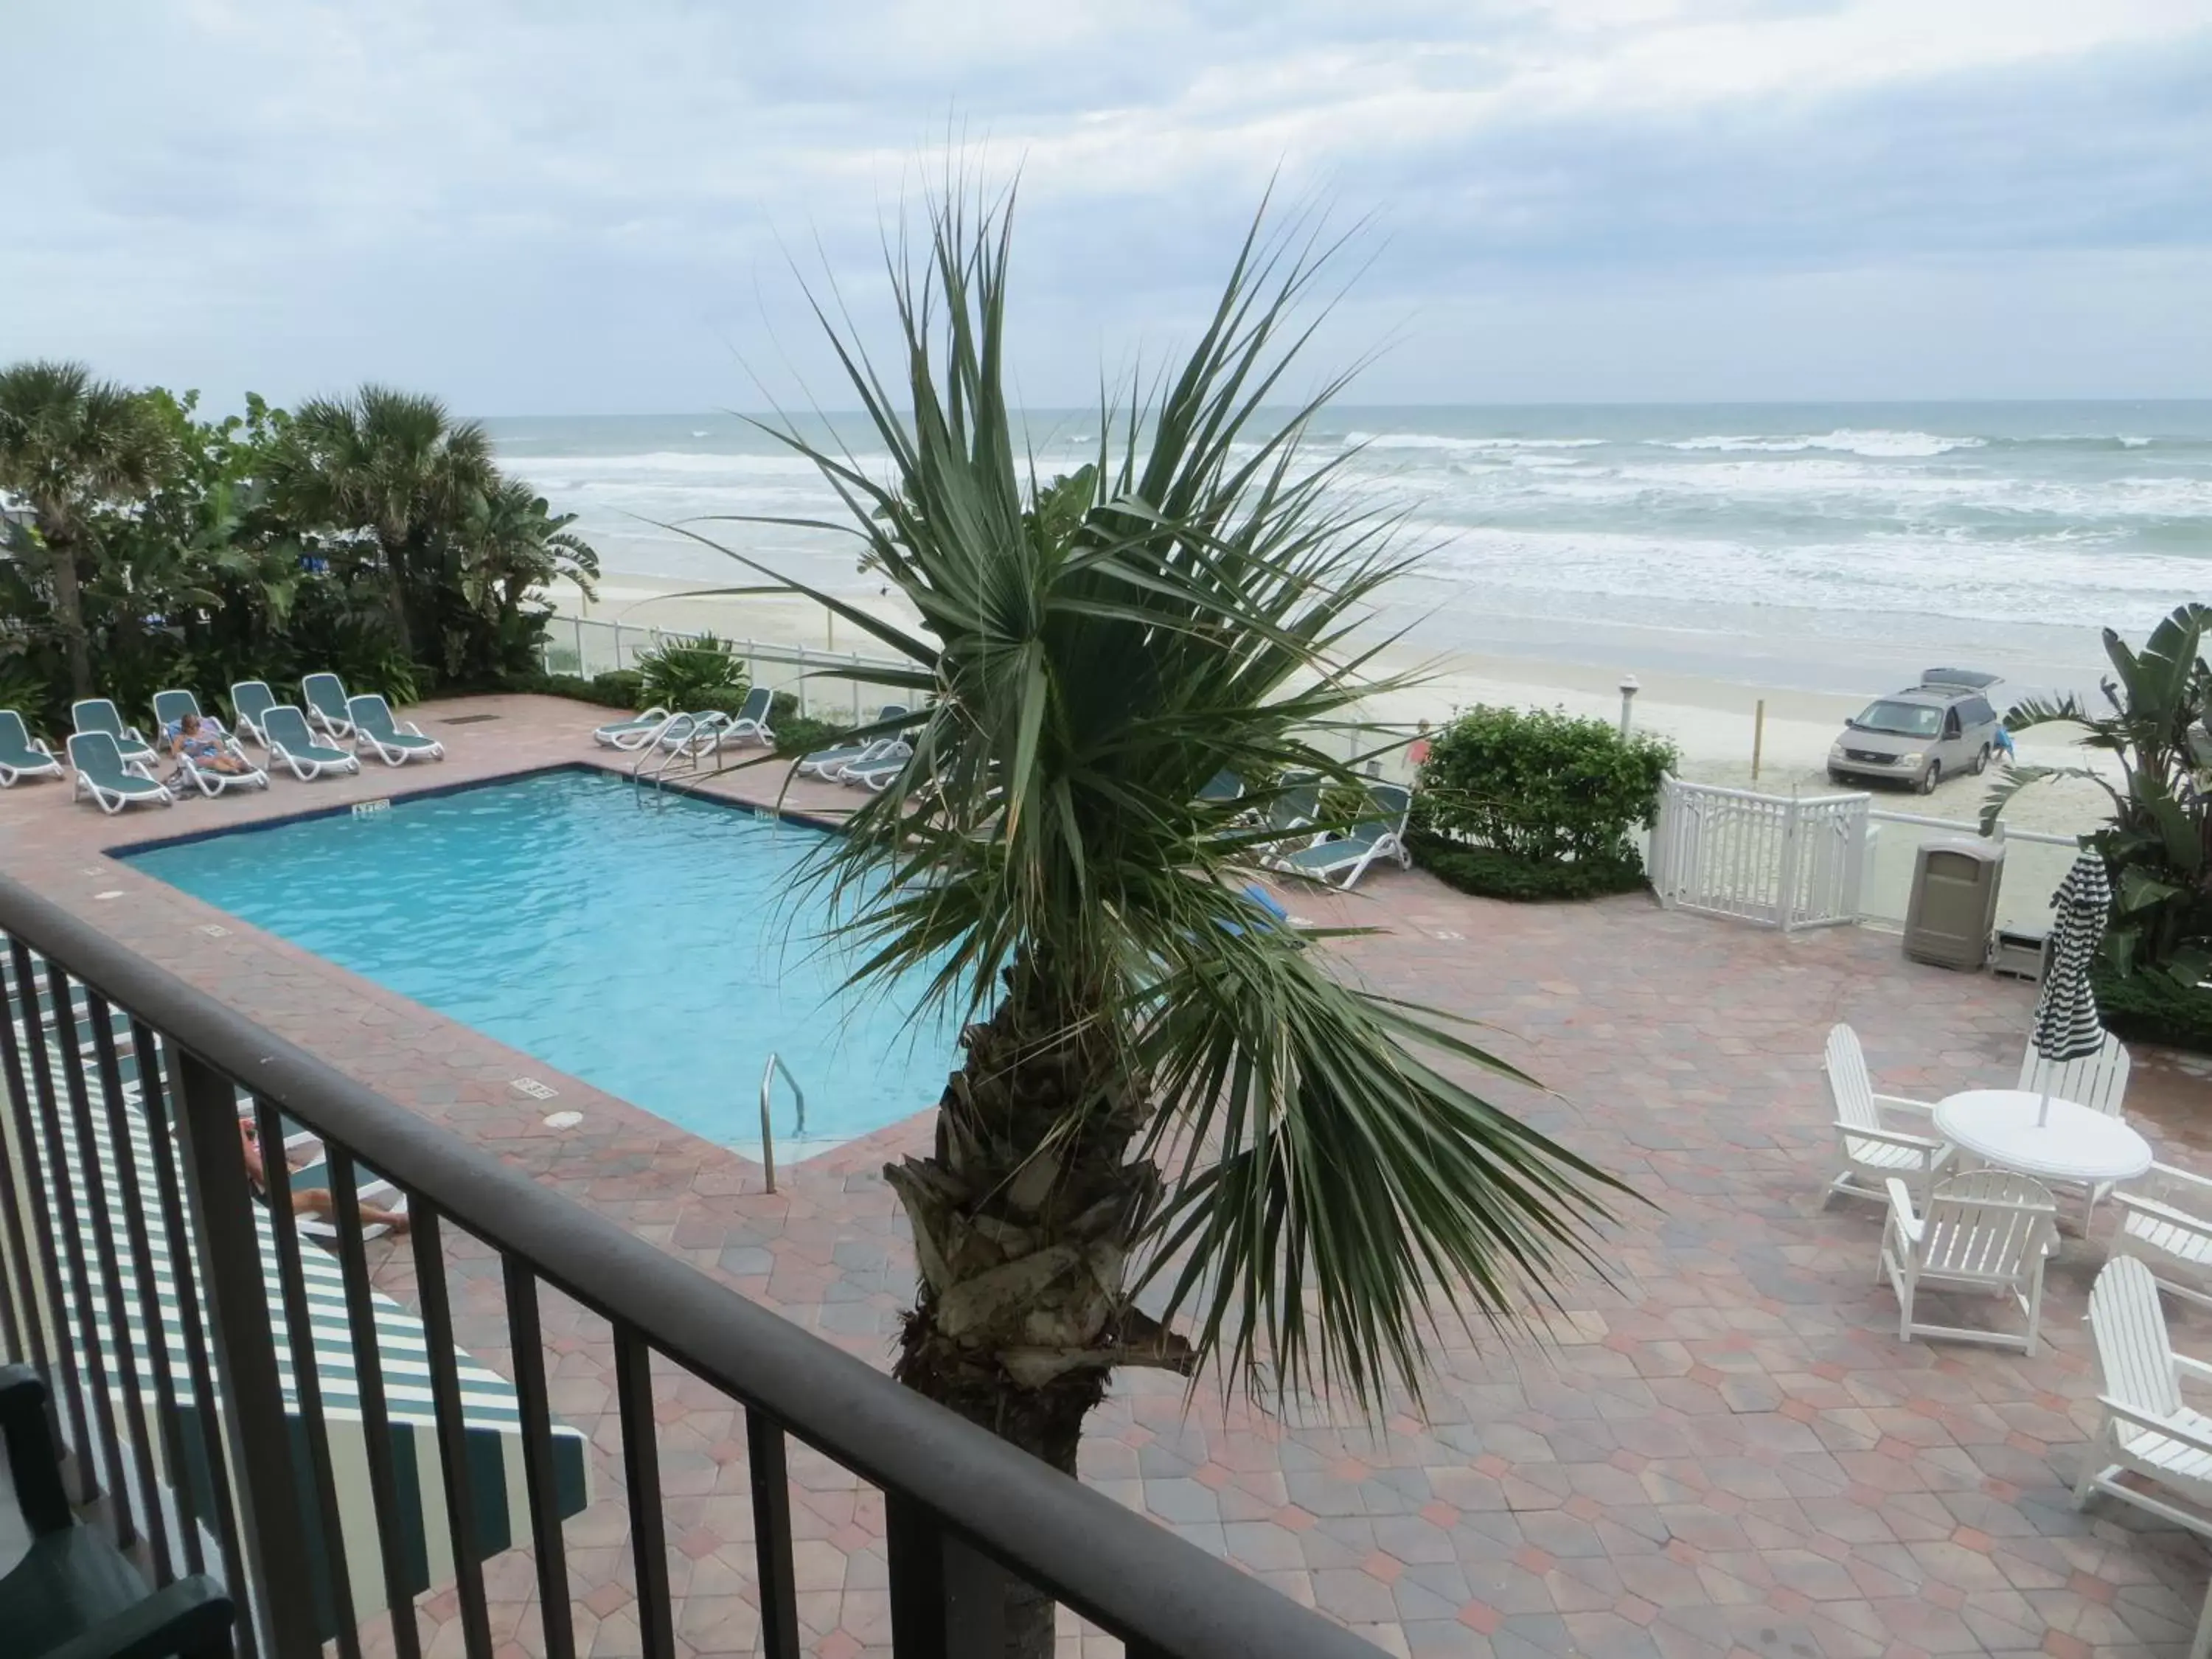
[[698, 193, 1621, 1652], [262, 386, 496, 660], [0, 361, 173, 700]]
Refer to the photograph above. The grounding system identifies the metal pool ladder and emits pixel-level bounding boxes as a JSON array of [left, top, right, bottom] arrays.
[[758, 1052, 807, 1193], [630, 714, 706, 803]]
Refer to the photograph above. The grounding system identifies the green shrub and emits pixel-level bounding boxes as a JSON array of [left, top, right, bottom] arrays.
[[636, 633, 745, 709], [591, 669, 645, 709], [1414, 705, 1676, 871], [1408, 831, 1649, 902], [2093, 961, 2212, 1055]]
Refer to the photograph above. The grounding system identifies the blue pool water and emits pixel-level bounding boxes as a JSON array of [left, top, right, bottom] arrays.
[[125, 769, 958, 1151]]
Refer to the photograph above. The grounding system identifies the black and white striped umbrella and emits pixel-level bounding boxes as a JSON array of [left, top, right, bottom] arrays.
[[2030, 849, 2110, 1122]]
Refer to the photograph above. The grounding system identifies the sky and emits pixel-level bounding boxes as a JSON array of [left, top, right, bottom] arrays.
[[4, 0, 2208, 414]]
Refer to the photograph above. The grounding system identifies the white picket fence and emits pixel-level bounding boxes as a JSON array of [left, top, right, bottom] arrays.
[[1649, 776, 1870, 931]]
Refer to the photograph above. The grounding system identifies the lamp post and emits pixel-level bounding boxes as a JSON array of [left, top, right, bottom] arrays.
[[1618, 674, 1640, 739]]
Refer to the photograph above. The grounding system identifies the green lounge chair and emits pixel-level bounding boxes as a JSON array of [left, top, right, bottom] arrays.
[[592, 706, 675, 750], [796, 705, 909, 779], [1268, 784, 1412, 890], [71, 698, 160, 768], [0, 1366, 237, 1659], [153, 687, 229, 742], [66, 731, 175, 815], [262, 704, 361, 781], [153, 689, 270, 796], [348, 693, 445, 765], [301, 671, 356, 738], [229, 679, 279, 744], [844, 740, 914, 793], [709, 684, 776, 750], [0, 710, 63, 787], [1198, 769, 1245, 804]]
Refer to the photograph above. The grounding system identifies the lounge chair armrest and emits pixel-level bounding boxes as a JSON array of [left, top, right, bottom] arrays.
[[1871, 1092, 1938, 1118], [1883, 1178, 1924, 1244], [1834, 1120, 1944, 1153], [2141, 1162, 2212, 1197], [2174, 1354, 2212, 1386], [2098, 1395, 2212, 1455]]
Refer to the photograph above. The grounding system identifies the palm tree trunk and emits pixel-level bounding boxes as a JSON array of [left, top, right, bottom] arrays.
[[46, 543, 94, 702], [885, 964, 1186, 1659]]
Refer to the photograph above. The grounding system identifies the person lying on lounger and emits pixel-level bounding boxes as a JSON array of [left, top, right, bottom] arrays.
[[240, 1119, 411, 1234], [170, 713, 255, 776]]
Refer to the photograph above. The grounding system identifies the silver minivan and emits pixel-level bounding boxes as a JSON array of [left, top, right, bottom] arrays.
[[1827, 669, 2006, 794]]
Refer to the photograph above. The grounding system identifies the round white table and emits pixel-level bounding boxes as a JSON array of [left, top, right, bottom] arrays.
[[1934, 1088, 2152, 1186]]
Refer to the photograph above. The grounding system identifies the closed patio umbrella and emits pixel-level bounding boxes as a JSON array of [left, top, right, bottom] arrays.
[[2031, 849, 2112, 1126]]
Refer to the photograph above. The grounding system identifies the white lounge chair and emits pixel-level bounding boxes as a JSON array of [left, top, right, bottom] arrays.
[[260, 705, 361, 782], [0, 712, 63, 787], [347, 695, 445, 765], [842, 740, 913, 793], [1823, 1023, 1952, 1205], [301, 672, 356, 738], [153, 689, 269, 796], [229, 680, 279, 745], [795, 706, 910, 781], [592, 707, 676, 750], [1267, 785, 1412, 890], [66, 732, 173, 815], [717, 685, 774, 748], [2115, 1162, 2212, 1310], [1878, 1169, 2056, 1354], [2076, 1253, 2212, 1540], [70, 698, 160, 769]]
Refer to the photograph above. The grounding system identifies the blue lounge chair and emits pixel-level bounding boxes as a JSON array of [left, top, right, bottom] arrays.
[[302, 672, 356, 738], [715, 685, 776, 749], [261, 705, 361, 781], [1198, 769, 1245, 804], [229, 679, 279, 744], [348, 694, 445, 765], [0, 711, 63, 787], [71, 698, 159, 769], [1267, 785, 1412, 890], [66, 731, 174, 815]]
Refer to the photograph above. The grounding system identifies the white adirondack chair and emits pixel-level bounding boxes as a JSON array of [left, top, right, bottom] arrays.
[[2077, 1254, 2212, 1547], [2114, 1163, 2212, 1310], [2017, 1032, 2133, 1226], [1879, 1170, 2056, 1354], [2017, 1030, 2132, 1115], [1824, 1023, 1952, 1205]]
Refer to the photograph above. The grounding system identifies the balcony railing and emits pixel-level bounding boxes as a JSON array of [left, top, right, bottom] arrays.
[[0, 870, 1377, 1658]]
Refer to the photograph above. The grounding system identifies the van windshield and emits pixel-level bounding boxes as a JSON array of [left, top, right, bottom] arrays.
[[1852, 700, 1943, 738]]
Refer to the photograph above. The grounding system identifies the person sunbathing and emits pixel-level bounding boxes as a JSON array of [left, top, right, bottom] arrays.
[[170, 712, 255, 775], [240, 1119, 411, 1234]]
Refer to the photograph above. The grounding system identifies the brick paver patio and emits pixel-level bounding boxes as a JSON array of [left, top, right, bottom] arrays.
[[4, 691, 2210, 1658]]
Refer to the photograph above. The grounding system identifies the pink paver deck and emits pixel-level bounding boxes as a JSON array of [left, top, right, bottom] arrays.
[[4, 691, 2209, 1658]]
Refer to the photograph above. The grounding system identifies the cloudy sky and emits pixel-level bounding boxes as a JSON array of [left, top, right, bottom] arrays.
[[7, 0, 2208, 414]]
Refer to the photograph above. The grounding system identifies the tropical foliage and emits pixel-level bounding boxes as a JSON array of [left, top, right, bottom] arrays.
[[1983, 602, 2212, 987], [634, 630, 746, 708], [1411, 704, 1675, 900], [692, 188, 1620, 1650], [0, 362, 594, 731]]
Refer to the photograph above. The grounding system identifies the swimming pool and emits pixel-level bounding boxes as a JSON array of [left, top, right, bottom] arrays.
[[125, 769, 958, 1154]]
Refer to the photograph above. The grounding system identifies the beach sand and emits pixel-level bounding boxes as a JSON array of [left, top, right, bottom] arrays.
[[546, 569, 2116, 864]]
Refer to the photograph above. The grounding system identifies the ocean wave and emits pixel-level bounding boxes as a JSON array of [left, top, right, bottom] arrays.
[[1653, 429, 1985, 458], [1343, 432, 1607, 453]]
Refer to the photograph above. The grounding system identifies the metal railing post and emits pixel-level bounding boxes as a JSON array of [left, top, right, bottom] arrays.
[[169, 1045, 323, 1657]]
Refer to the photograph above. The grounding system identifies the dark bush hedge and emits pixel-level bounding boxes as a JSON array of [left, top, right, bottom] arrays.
[[1408, 831, 1649, 902], [507, 669, 645, 709], [2094, 962, 2212, 1055], [1411, 706, 1675, 901]]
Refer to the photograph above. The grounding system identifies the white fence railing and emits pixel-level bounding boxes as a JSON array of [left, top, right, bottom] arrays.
[[1649, 777, 1868, 931], [1649, 775, 2082, 935], [540, 616, 911, 723]]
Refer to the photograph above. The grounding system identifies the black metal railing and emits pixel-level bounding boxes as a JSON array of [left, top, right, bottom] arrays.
[[0, 871, 1377, 1658]]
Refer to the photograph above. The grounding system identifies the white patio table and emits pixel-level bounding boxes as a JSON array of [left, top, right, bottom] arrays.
[[1934, 1088, 2153, 1188]]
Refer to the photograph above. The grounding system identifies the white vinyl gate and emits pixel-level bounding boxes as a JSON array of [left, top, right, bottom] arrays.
[[1649, 776, 1870, 931]]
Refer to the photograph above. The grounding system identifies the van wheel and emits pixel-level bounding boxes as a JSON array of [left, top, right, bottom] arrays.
[[1917, 761, 1941, 795], [1972, 743, 1991, 775]]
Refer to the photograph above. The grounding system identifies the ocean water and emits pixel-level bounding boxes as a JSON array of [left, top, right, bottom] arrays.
[[126, 770, 959, 1153], [483, 403, 2212, 699]]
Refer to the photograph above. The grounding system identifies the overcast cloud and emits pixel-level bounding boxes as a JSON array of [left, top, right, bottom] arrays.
[[5, 0, 2207, 412]]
